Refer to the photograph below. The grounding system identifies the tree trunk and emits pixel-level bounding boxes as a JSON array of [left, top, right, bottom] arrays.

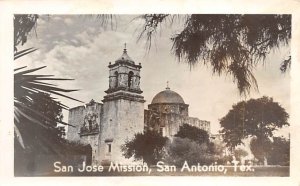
[[263, 156, 268, 166]]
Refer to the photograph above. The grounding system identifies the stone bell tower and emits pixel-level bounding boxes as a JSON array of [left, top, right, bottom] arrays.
[[99, 45, 145, 164]]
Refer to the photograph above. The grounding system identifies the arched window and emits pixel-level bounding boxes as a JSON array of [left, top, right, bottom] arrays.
[[128, 71, 134, 88], [114, 71, 118, 88]]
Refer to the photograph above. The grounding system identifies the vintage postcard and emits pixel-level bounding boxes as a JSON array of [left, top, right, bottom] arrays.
[[1, 0, 300, 186]]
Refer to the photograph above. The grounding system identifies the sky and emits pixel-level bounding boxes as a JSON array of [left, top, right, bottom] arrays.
[[16, 15, 291, 134]]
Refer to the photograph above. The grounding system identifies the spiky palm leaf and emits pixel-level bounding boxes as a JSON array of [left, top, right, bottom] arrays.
[[14, 47, 38, 60], [14, 49, 83, 152]]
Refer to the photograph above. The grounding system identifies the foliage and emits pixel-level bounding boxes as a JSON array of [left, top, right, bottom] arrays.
[[14, 64, 82, 148], [280, 56, 291, 73], [205, 137, 232, 164], [250, 137, 272, 164], [14, 135, 92, 176], [164, 137, 214, 167], [138, 14, 291, 95], [14, 14, 38, 51], [121, 130, 168, 165], [233, 148, 248, 161], [18, 92, 66, 137], [14, 14, 82, 150], [13, 14, 91, 175], [267, 137, 290, 166], [175, 124, 209, 145], [208, 140, 225, 157], [13, 14, 112, 175], [220, 96, 289, 148]]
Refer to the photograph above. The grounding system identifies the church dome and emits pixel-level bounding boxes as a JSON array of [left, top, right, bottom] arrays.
[[151, 87, 185, 104], [115, 48, 135, 64]]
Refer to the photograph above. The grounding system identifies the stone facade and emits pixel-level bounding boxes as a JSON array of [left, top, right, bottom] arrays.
[[67, 100, 103, 164], [184, 117, 210, 133], [67, 48, 145, 165], [144, 87, 210, 137], [99, 99, 144, 164], [67, 48, 210, 165]]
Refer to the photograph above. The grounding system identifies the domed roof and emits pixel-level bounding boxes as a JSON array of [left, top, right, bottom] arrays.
[[115, 49, 135, 64], [151, 87, 185, 104]]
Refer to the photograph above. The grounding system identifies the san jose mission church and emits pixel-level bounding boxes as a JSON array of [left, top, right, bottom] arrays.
[[66, 46, 211, 165]]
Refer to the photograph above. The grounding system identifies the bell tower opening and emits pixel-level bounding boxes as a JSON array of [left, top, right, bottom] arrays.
[[114, 71, 118, 88], [128, 71, 133, 89], [105, 45, 143, 95]]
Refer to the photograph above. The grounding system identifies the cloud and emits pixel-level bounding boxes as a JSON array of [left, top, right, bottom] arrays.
[[19, 15, 291, 135]]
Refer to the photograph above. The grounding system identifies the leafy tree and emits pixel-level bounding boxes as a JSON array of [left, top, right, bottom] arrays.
[[14, 61, 81, 149], [175, 123, 209, 145], [121, 130, 168, 165], [220, 96, 289, 148], [208, 139, 227, 163], [13, 13, 89, 146], [137, 14, 291, 95], [220, 96, 289, 164], [13, 14, 114, 175], [13, 14, 87, 175], [164, 137, 214, 167], [250, 137, 272, 164], [18, 92, 66, 138]]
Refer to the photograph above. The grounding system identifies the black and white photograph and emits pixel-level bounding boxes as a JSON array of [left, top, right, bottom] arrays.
[[12, 14, 292, 177]]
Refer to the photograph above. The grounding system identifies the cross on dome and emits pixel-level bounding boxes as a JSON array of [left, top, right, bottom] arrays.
[[115, 43, 135, 64], [123, 42, 127, 53], [166, 81, 170, 90]]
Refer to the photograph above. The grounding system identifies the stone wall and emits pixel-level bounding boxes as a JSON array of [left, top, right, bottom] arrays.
[[67, 101, 103, 165], [107, 63, 142, 92], [145, 109, 211, 138], [79, 135, 100, 164], [148, 103, 189, 116], [145, 109, 183, 137], [184, 117, 211, 134], [99, 98, 144, 164], [67, 106, 85, 141]]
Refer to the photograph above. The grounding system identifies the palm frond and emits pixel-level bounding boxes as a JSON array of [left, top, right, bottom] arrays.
[[14, 125, 25, 149], [14, 66, 46, 75], [14, 50, 82, 150], [14, 48, 38, 60], [14, 105, 50, 129], [14, 66, 28, 71], [15, 101, 74, 127]]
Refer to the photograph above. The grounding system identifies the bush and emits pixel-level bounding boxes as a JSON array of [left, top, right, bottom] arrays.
[[175, 124, 209, 145], [121, 130, 168, 166], [164, 137, 215, 167], [234, 148, 248, 162]]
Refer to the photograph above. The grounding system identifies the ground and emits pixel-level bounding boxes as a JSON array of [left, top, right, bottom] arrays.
[[25, 166, 289, 177]]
